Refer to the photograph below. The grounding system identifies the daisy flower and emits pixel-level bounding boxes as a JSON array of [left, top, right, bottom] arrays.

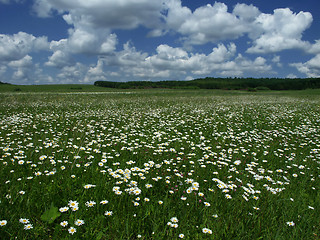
[[0, 220, 7, 226], [60, 221, 68, 227], [24, 224, 33, 230], [179, 233, 185, 238], [171, 223, 178, 228], [19, 218, 30, 224], [84, 184, 96, 189], [105, 211, 113, 216], [85, 201, 96, 207], [286, 221, 295, 226], [100, 200, 109, 205], [170, 217, 178, 223], [74, 219, 85, 226], [202, 228, 212, 234], [68, 227, 77, 235], [68, 200, 79, 208], [59, 207, 69, 213]]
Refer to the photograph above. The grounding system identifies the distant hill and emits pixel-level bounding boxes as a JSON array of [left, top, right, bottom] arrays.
[[94, 77, 320, 91]]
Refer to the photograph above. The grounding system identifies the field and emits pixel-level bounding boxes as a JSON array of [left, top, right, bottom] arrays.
[[0, 88, 319, 239]]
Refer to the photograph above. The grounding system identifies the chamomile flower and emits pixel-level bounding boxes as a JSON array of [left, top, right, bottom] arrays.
[[74, 219, 85, 226], [170, 217, 178, 223], [202, 228, 212, 234], [24, 224, 33, 230], [85, 201, 96, 207], [286, 221, 295, 226], [71, 206, 79, 211], [84, 184, 96, 189], [68, 200, 79, 208], [59, 207, 69, 213], [171, 223, 178, 228], [68, 227, 77, 235], [19, 218, 29, 224], [0, 220, 7, 226], [100, 200, 109, 205], [105, 211, 113, 216], [60, 221, 68, 227]]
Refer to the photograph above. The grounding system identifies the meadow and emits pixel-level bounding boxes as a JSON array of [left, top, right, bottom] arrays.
[[0, 88, 319, 239]]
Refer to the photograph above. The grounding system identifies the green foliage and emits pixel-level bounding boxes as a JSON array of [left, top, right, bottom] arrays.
[[0, 90, 319, 239], [94, 77, 320, 90], [40, 203, 61, 224]]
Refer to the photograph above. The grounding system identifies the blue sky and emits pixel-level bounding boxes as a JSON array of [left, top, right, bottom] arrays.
[[0, 0, 320, 84]]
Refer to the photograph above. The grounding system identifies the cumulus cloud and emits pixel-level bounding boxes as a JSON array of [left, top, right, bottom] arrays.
[[56, 63, 87, 83], [8, 55, 33, 68], [0, 32, 49, 62], [291, 54, 320, 77], [33, 0, 165, 29], [101, 42, 272, 80], [83, 59, 107, 83], [165, 1, 247, 45], [7, 55, 33, 82], [67, 28, 117, 55], [306, 40, 320, 54], [31, 0, 315, 55], [45, 50, 74, 68], [247, 8, 312, 53], [45, 29, 117, 70]]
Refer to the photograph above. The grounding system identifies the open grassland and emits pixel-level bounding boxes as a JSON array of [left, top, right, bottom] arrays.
[[0, 89, 319, 239]]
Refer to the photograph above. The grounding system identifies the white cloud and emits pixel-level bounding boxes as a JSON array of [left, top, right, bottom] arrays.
[[0, 32, 49, 62], [102, 42, 272, 80], [233, 3, 260, 21], [8, 55, 33, 68], [33, 0, 165, 30], [9, 55, 34, 82], [0, 0, 23, 4], [83, 59, 107, 83], [286, 74, 297, 79], [45, 29, 118, 70], [291, 54, 320, 77], [247, 8, 313, 53], [57, 63, 87, 83], [165, 1, 247, 45], [67, 28, 118, 55], [306, 40, 320, 54], [45, 50, 74, 68], [272, 55, 282, 67]]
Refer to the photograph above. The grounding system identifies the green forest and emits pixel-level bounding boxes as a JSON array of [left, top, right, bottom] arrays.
[[94, 77, 320, 90]]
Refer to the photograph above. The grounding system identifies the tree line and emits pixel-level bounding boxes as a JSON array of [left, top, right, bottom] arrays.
[[94, 77, 320, 90]]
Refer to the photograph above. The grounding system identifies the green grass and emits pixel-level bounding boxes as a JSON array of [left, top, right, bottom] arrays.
[[0, 84, 119, 93], [0, 89, 319, 239]]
